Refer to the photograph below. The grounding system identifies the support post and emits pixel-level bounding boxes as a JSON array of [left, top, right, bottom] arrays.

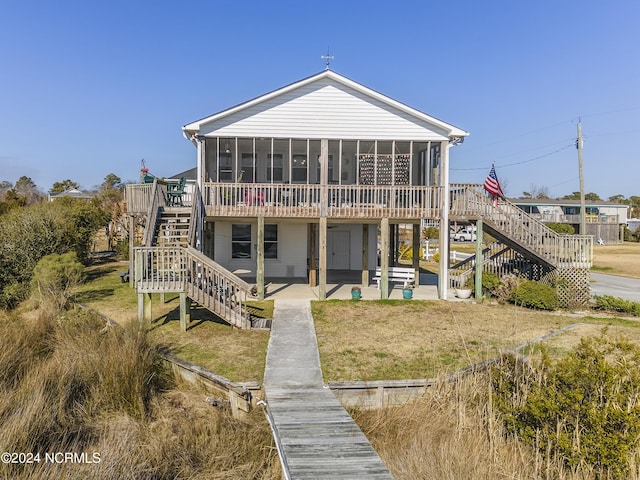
[[474, 219, 483, 300], [438, 141, 450, 299], [257, 216, 265, 300], [179, 293, 191, 332], [143, 293, 152, 322], [413, 223, 420, 286], [362, 224, 369, 287], [137, 293, 144, 322], [380, 217, 390, 299], [129, 215, 135, 288], [309, 223, 317, 287], [319, 217, 327, 300]]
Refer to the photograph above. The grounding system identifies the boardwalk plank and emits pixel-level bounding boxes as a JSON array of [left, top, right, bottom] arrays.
[[264, 300, 393, 479]]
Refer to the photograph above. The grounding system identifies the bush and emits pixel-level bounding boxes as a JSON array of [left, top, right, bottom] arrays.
[[546, 222, 575, 234], [510, 279, 559, 310], [492, 334, 640, 478], [115, 239, 130, 260], [422, 226, 439, 240], [481, 272, 500, 296], [0, 199, 107, 309], [31, 252, 84, 310], [593, 295, 640, 316], [432, 251, 440, 263], [493, 274, 520, 303]]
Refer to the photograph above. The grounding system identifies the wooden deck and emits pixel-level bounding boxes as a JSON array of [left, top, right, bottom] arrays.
[[265, 387, 393, 479], [264, 300, 392, 479]]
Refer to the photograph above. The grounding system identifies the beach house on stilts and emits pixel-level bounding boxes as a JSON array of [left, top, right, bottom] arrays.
[[124, 69, 593, 329]]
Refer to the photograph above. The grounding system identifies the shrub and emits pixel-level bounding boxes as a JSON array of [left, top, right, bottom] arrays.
[[593, 295, 640, 316], [493, 274, 520, 303], [422, 226, 439, 240], [0, 199, 107, 309], [481, 272, 500, 296], [432, 251, 440, 263], [31, 252, 84, 310], [510, 279, 559, 310], [492, 334, 640, 478], [115, 239, 130, 260], [546, 222, 575, 234]]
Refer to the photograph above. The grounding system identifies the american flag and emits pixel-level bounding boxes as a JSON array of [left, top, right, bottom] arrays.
[[484, 164, 505, 198]]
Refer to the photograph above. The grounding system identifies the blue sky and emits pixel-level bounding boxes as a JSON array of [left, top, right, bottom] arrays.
[[1, 0, 638, 199]]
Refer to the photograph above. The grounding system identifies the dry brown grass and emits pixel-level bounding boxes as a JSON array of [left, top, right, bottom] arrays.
[[354, 373, 623, 480], [313, 300, 640, 381], [592, 242, 640, 278], [0, 307, 281, 480], [77, 261, 271, 382]]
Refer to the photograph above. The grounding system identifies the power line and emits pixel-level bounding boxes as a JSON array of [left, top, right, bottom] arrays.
[[451, 144, 574, 171]]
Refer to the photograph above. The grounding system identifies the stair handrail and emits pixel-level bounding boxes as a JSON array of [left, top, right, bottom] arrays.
[[452, 185, 562, 265], [450, 184, 592, 268], [142, 179, 168, 247], [184, 246, 252, 329], [187, 184, 205, 251]]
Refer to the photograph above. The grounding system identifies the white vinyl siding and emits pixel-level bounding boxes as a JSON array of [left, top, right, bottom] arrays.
[[198, 79, 451, 141]]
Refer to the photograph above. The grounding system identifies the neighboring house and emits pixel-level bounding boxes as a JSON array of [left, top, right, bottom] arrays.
[[125, 70, 594, 329], [48, 188, 94, 202], [511, 198, 628, 244]]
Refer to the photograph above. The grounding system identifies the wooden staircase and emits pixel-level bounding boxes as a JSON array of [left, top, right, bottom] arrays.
[[449, 185, 593, 298], [153, 208, 191, 247], [134, 180, 255, 329], [450, 184, 593, 269]]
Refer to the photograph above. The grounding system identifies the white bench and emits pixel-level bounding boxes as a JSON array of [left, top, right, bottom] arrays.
[[373, 266, 415, 289]]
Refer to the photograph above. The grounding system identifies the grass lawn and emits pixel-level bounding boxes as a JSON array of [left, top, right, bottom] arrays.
[[592, 241, 640, 278], [313, 299, 640, 382], [79, 252, 640, 386], [77, 260, 271, 383]]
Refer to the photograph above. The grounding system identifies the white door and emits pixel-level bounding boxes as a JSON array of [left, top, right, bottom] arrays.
[[328, 231, 350, 269]]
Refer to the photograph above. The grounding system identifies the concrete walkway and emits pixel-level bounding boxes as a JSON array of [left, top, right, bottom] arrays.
[[263, 299, 393, 479]]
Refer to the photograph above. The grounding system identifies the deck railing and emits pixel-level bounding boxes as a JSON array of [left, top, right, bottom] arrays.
[[201, 183, 442, 219], [134, 245, 252, 329], [533, 213, 620, 224]]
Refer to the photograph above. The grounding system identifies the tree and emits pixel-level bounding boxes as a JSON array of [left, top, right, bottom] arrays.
[[585, 192, 601, 201], [98, 173, 125, 250], [13, 176, 43, 205], [50, 179, 80, 194], [0, 180, 12, 201], [562, 191, 602, 201], [608, 194, 628, 204], [562, 191, 581, 200], [630, 196, 640, 218]]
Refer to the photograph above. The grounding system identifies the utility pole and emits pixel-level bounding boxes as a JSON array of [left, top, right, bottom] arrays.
[[577, 118, 586, 235]]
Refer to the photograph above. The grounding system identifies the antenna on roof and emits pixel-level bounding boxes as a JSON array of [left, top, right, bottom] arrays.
[[321, 47, 334, 70]]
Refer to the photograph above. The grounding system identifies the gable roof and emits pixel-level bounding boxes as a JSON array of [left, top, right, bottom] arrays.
[[183, 70, 468, 142]]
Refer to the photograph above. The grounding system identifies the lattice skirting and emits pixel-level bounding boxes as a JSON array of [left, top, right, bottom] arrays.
[[540, 267, 591, 308]]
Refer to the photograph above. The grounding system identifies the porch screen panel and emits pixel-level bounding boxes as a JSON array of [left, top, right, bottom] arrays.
[[219, 137, 235, 182], [291, 139, 307, 183]]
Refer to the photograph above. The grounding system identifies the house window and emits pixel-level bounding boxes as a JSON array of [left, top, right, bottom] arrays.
[[232, 224, 251, 259], [292, 154, 307, 183], [264, 224, 278, 259], [267, 154, 283, 182], [219, 153, 233, 182]]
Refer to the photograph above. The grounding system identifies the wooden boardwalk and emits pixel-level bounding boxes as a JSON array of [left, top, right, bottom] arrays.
[[264, 300, 393, 479]]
